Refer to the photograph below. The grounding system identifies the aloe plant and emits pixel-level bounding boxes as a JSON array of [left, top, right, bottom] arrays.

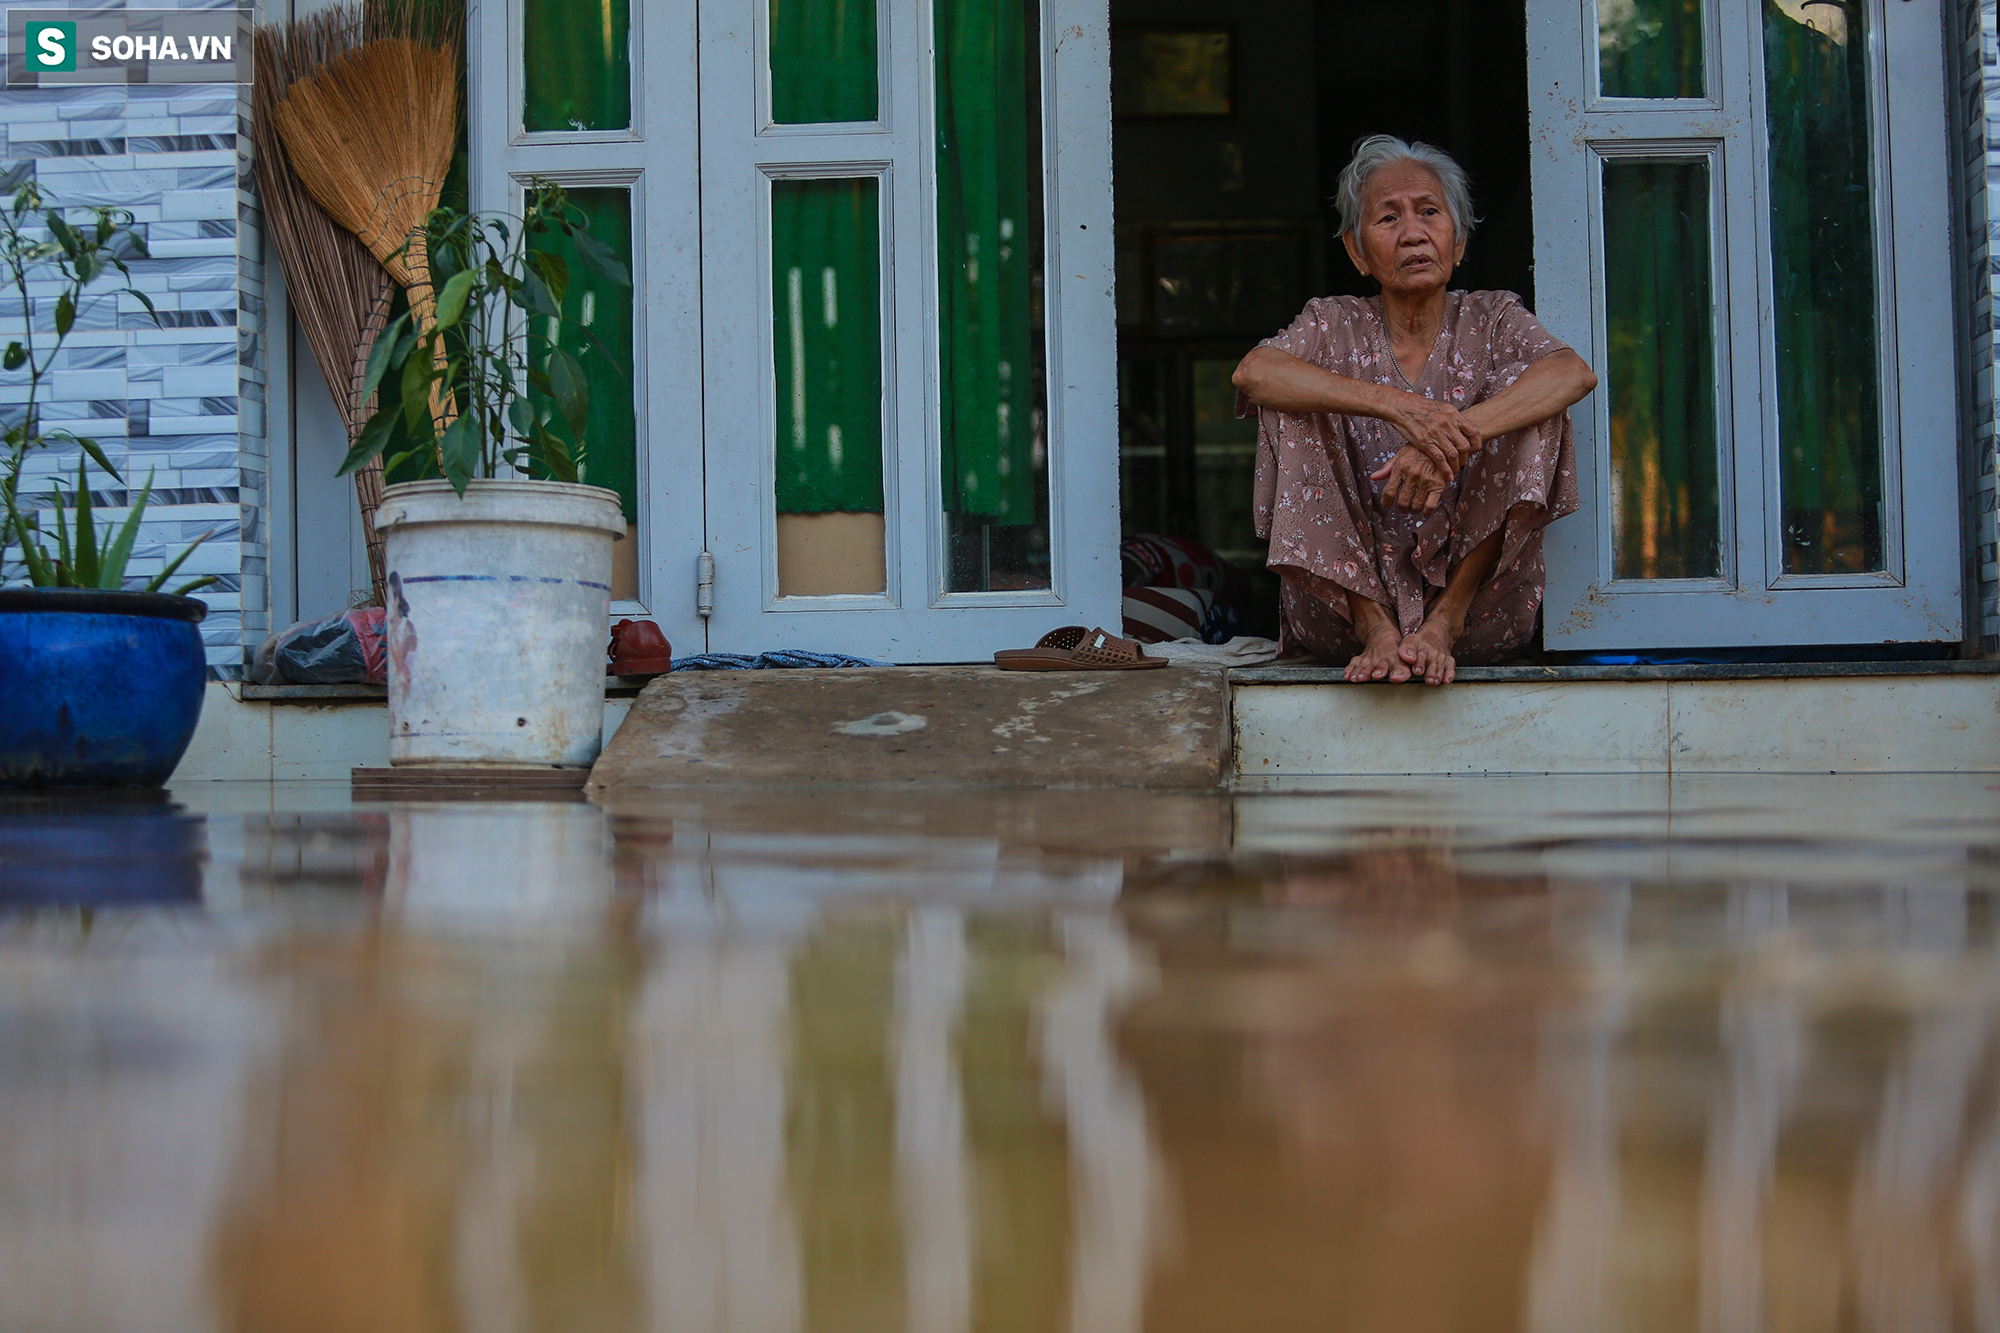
[[0, 183, 214, 595], [10, 453, 213, 594]]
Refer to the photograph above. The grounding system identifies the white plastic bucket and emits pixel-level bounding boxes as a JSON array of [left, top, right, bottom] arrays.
[[375, 478, 625, 767]]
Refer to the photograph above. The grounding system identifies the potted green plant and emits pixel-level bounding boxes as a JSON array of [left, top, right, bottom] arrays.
[[340, 181, 632, 769], [0, 185, 219, 788]]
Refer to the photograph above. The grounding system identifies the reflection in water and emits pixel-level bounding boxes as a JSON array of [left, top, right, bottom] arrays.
[[0, 790, 206, 908], [0, 779, 1997, 1331]]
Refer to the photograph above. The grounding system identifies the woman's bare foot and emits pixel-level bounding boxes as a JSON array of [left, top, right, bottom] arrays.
[[1345, 620, 1410, 682], [1397, 613, 1460, 685], [1344, 593, 1411, 682]]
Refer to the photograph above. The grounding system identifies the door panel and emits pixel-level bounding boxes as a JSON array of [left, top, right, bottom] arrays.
[[475, 0, 1116, 661], [1531, 0, 1960, 648], [471, 0, 709, 653], [698, 0, 1118, 661]]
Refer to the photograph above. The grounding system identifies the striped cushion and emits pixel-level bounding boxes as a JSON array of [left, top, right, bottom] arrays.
[[1122, 586, 1214, 643]]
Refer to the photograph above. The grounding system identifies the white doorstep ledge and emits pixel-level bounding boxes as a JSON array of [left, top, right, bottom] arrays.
[[1230, 662, 2000, 777], [173, 682, 637, 782]]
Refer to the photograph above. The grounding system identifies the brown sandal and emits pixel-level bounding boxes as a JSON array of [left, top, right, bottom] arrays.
[[994, 626, 1166, 671]]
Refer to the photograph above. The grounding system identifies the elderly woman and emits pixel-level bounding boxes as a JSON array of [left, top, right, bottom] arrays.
[[1234, 135, 1597, 684]]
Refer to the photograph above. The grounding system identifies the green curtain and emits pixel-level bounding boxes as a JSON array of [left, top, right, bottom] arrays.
[[522, 0, 631, 132], [1604, 161, 1720, 580], [936, 0, 1037, 524], [1599, 0, 1704, 98], [1763, 0, 1881, 574], [528, 188, 637, 518], [769, 0, 878, 123], [772, 179, 885, 515]]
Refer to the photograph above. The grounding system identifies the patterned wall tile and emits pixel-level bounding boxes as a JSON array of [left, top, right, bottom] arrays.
[[0, 1, 260, 678]]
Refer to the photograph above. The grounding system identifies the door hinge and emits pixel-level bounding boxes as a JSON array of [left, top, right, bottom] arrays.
[[696, 550, 715, 618]]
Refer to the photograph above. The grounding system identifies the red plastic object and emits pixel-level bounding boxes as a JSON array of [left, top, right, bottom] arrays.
[[608, 619, 673, 676]]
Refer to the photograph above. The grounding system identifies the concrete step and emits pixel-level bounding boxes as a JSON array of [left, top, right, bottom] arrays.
[[1233, 662, 2000, 776], [587, 664, 1232, 791]]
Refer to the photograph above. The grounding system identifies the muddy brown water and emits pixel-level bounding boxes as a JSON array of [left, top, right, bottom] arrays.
[[2, 775, 1997, 1332]]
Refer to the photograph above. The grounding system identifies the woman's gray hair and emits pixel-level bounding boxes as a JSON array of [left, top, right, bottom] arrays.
[[1335, 134, 1477, 243]]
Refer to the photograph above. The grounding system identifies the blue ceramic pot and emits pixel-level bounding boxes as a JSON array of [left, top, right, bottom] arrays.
[[0, 588, 208, 788]]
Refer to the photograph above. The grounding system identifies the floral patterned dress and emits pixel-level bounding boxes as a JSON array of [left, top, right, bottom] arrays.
[[1240, 289, 1580, 664]]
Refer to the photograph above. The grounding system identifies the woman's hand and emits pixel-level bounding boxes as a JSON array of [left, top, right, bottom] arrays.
[[1372, 445, 1449, 513], [1384, 391, 1482, 477]]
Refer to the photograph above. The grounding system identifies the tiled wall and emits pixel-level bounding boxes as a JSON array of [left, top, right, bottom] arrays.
[[0, 1, 261, 678], [1977, 0, 2000, 652]]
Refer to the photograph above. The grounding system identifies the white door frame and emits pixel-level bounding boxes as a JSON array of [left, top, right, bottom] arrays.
[[1530, 0, 1962, 648], [468, 0, 712, 656], [696, 0, 1120, 661], [472, 0, 1120, 662]]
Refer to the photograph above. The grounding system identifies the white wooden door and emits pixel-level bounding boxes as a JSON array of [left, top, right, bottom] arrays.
[[694, 0, 1120, 661], [470, 0, 709, 655], [1529, 0, 1961, 649]]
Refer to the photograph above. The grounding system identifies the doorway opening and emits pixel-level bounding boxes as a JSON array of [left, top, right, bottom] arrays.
[[1111, 0, 1532, 635]]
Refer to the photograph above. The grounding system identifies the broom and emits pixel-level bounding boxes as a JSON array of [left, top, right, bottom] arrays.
[[270, 0, 462, 418], [252, 3, 397, 604]]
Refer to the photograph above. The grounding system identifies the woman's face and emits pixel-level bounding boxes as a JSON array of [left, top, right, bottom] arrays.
[[1343, 161, 1466, 300]]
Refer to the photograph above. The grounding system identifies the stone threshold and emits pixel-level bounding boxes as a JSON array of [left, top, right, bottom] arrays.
[[1232, 666, 2000, 775], [242, 680, 650, 703], [1231, 658, 2000, 685]]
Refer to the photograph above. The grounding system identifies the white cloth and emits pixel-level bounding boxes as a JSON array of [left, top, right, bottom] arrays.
[[1145, 635, 1284, 666]]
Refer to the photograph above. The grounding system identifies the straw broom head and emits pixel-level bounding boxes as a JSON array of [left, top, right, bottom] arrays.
[[253, 1, 399, 602], [271, 12, 460, 302], [253, 3, 394, 435]]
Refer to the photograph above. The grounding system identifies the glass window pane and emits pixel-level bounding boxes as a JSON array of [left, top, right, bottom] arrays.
[[937, 0, 1048, 592], [523, 0, 631, 132], [773, 177, 885, 597], [1599, 0, 1704, 99], [769, 0, 878, 124], [1603, 159, 1721, 581], [528, 188, 639, 598], [1765, 0, 1883, 575]]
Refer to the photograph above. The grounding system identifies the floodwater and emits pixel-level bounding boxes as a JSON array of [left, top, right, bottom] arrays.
[[2, 777, 1999, 1333]]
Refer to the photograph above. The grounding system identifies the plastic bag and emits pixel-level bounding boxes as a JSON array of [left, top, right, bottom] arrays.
[[250, 607, 388, 685]]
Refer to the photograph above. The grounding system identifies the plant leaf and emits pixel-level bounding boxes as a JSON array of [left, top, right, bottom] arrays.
[[438, 413, 479, 497], [53, 291, 74, 336], [358, 313, 414, 403], [99, 470, 152, 587], [433, 268, 477, 329], [49, 483, 71, 585], [522, 267, 560, 319], [76, 434, 121, 484], [3, 342, 24, 371], [564, 225, 629, 286], [545, 347, 588, 440], [526, 249, 569, 309], [10, 506, 53, 586], [70, 453, 98, 587], [168, 575, 217, 596], [400, 340, 436, 431], [144, 528, 211, 593], [339, 405, 401, 477], [46, 211, 79, 258]]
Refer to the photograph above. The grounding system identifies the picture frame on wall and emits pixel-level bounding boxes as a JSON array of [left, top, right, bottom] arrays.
[[1111, 29, 1233, 117]]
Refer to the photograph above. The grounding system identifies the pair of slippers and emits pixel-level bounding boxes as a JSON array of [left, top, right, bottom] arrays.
[[994, 625, 1166, 671]]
